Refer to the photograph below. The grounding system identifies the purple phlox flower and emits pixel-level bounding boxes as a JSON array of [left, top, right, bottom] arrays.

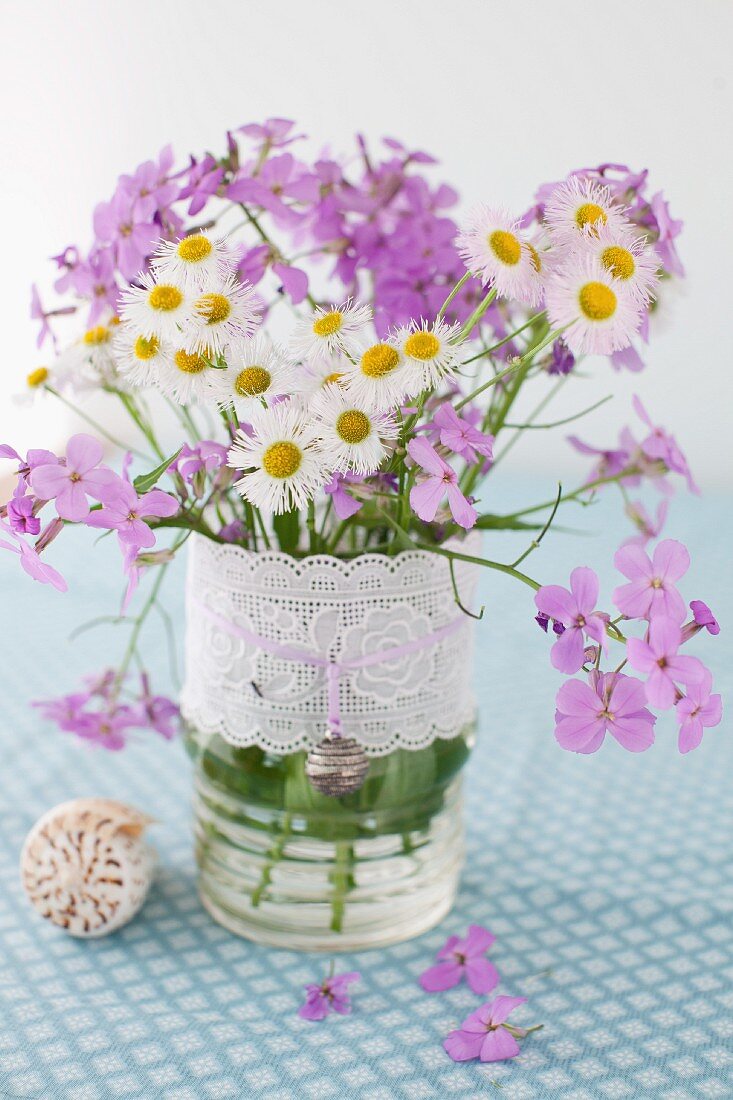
[[554, 670, 656, 754], [30, 284, 53, 349], [610, 343, 645, 373], [51, 246, 80, 295], [568, 434, 632, 484], [298, 970, 361, 1021], [170, 441, 227, 490], [431, 403, 494, 465], [547, 338, 575, 376], [676, 668, 722, 753], [420, 924, 499, 994], [179, 154, 225, 217], [237, 243, 272, 287], [93, 185, 159, 281], [219, 519, 247, 543], [688, 600, 720, 637], [633, 395, 698, 493], [33, 691, 92, 732], [622, 498, 668, 548], [86, 482, 179, 549], [70, 247, 120, 326], [68, 705, 141, 751], [30, 434, 121, 522], [84, 668, 117, 699], [272, 261, 309, 304], [2, 444, 60, 495], [228, 153, 319, 224], [239, 118, 304, 152], [138, 673, 179, 739], [535, 611, 565, 636], [444, 996, 529, 1064], [7, 493, 41, 536], [649, 191, 685, 277], [0, 518, 67, 592], [613, 539, 689, 623], [381, 135, 438, 166], [407, 437, 476, 530], [118, 146, 180, 219], [534, 567, 609, 673], [626, 615, 706, 710], [324, 473, 363, 520]]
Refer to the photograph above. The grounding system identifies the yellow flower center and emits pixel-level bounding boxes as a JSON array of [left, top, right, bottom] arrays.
[[149, 285, 184, 312], [575, 202, 607, 231], [488, 229, 521, 266], [360, 344, 400, 378], [262, 440, 302, 478], [134, 335, 159, 360], [177, 235, 213, 263], [83, 325, 110, 345], [526, 243, 542, 273], [27, 366, 49, 388], [336, 409, 372, 445], [174, 348, 209, 374], [196, 292, 231, 325], [313, 311, 342, 337], [601, 245, 635, 280], [578, 281, 617, 321], [234, 366, 271, 396], [404, 332, 441, 360], [323, 371, 344, 386]]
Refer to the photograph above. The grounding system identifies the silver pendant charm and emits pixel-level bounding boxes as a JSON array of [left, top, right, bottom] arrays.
[[305, 736, 369, 797]]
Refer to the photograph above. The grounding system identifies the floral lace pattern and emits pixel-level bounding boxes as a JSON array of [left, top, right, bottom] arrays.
[[181, 535, 480, 755]]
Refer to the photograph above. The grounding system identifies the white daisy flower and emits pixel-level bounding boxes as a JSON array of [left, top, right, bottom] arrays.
[[544, 176, 627, 245], [298, 351, 352, 398], [227, 402, 329, 514], [577, 222, 661, 306], [152, 343, 220, 405], [56, 321, 125, 390], [119, 273, 193, 343], [290, 300, 372, 360], [114, 327, 172, 387], [545, 257, 643, 356], [184, 274, 260, 355], [457, 205, 542, 305], [152, 231, 234, 289], [311, 388, 398, 475], [391, 318, 462, 390], [14, 365, 53, 406], [209, 336, 299, 417], [341, 341, 420, 411]]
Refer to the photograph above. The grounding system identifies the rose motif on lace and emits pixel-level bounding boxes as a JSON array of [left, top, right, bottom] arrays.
[[339, 605, 434, 701]]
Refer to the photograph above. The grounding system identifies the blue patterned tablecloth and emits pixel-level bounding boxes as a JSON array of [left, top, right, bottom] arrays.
[[1, 481, 731, 1100]]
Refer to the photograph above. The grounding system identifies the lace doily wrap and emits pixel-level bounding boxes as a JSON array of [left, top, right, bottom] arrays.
[[180, 533, 481, 756]]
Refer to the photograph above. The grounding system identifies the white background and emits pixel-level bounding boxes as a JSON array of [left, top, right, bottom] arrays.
[[1, 0, 731, 488]]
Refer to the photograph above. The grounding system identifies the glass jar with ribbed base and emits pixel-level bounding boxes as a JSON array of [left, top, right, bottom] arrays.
[[185, 728, 472, 951]]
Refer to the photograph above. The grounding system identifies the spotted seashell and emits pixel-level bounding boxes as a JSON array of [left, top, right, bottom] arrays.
[[20, 798, 155, 937]]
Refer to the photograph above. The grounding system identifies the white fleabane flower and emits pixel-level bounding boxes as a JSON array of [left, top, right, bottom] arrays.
[[457, 205, 543, 306], [152, 231, 235, 289], [341, 342, 419, 411], [114, 327, 172, 387], [311, 388, 398, 475], [227, 402, 330, 514], [576, 222, 660, 306], [290, 300, 372, 360], [210, 336, 299, 416], [298, 351, 352, 398], [151, 343, 220, 405], [544, 177, 627, 245], [391, 318, 462, 390], [184, 274, 260, 354], [119, 273, 193, 342], [545, 257, 643, 356]]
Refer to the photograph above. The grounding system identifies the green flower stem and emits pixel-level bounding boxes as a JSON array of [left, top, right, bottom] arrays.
[[116, 391, 166, 461], [501, 469, 642, 520], [45, 386, 149, 460], [330, 841, 353, 933], [437, 271, 472, 320], [250, 812, 292, 908], [453, 360, 524, 412], [460, 312, 545, 365], [452, 287, 497, 344]]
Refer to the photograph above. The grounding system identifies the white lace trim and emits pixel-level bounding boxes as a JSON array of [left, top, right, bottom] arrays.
[[180, 534, 480, 755]]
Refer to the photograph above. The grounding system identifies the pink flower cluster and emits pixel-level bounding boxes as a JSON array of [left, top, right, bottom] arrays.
[[535, 541, 721, 755]]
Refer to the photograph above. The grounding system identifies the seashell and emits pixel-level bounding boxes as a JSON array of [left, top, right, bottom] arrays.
[[20, 798, 156, 937], [305, 735, 369, 796]]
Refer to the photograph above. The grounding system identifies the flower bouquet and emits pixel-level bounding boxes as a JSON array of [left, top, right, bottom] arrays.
[[6, 120, 720, 949]]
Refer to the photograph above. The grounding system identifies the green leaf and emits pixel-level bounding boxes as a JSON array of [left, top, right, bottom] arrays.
[[133, 447, 182, 495], [474, 513, 545, 531], [273, 509, 300, 554]]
